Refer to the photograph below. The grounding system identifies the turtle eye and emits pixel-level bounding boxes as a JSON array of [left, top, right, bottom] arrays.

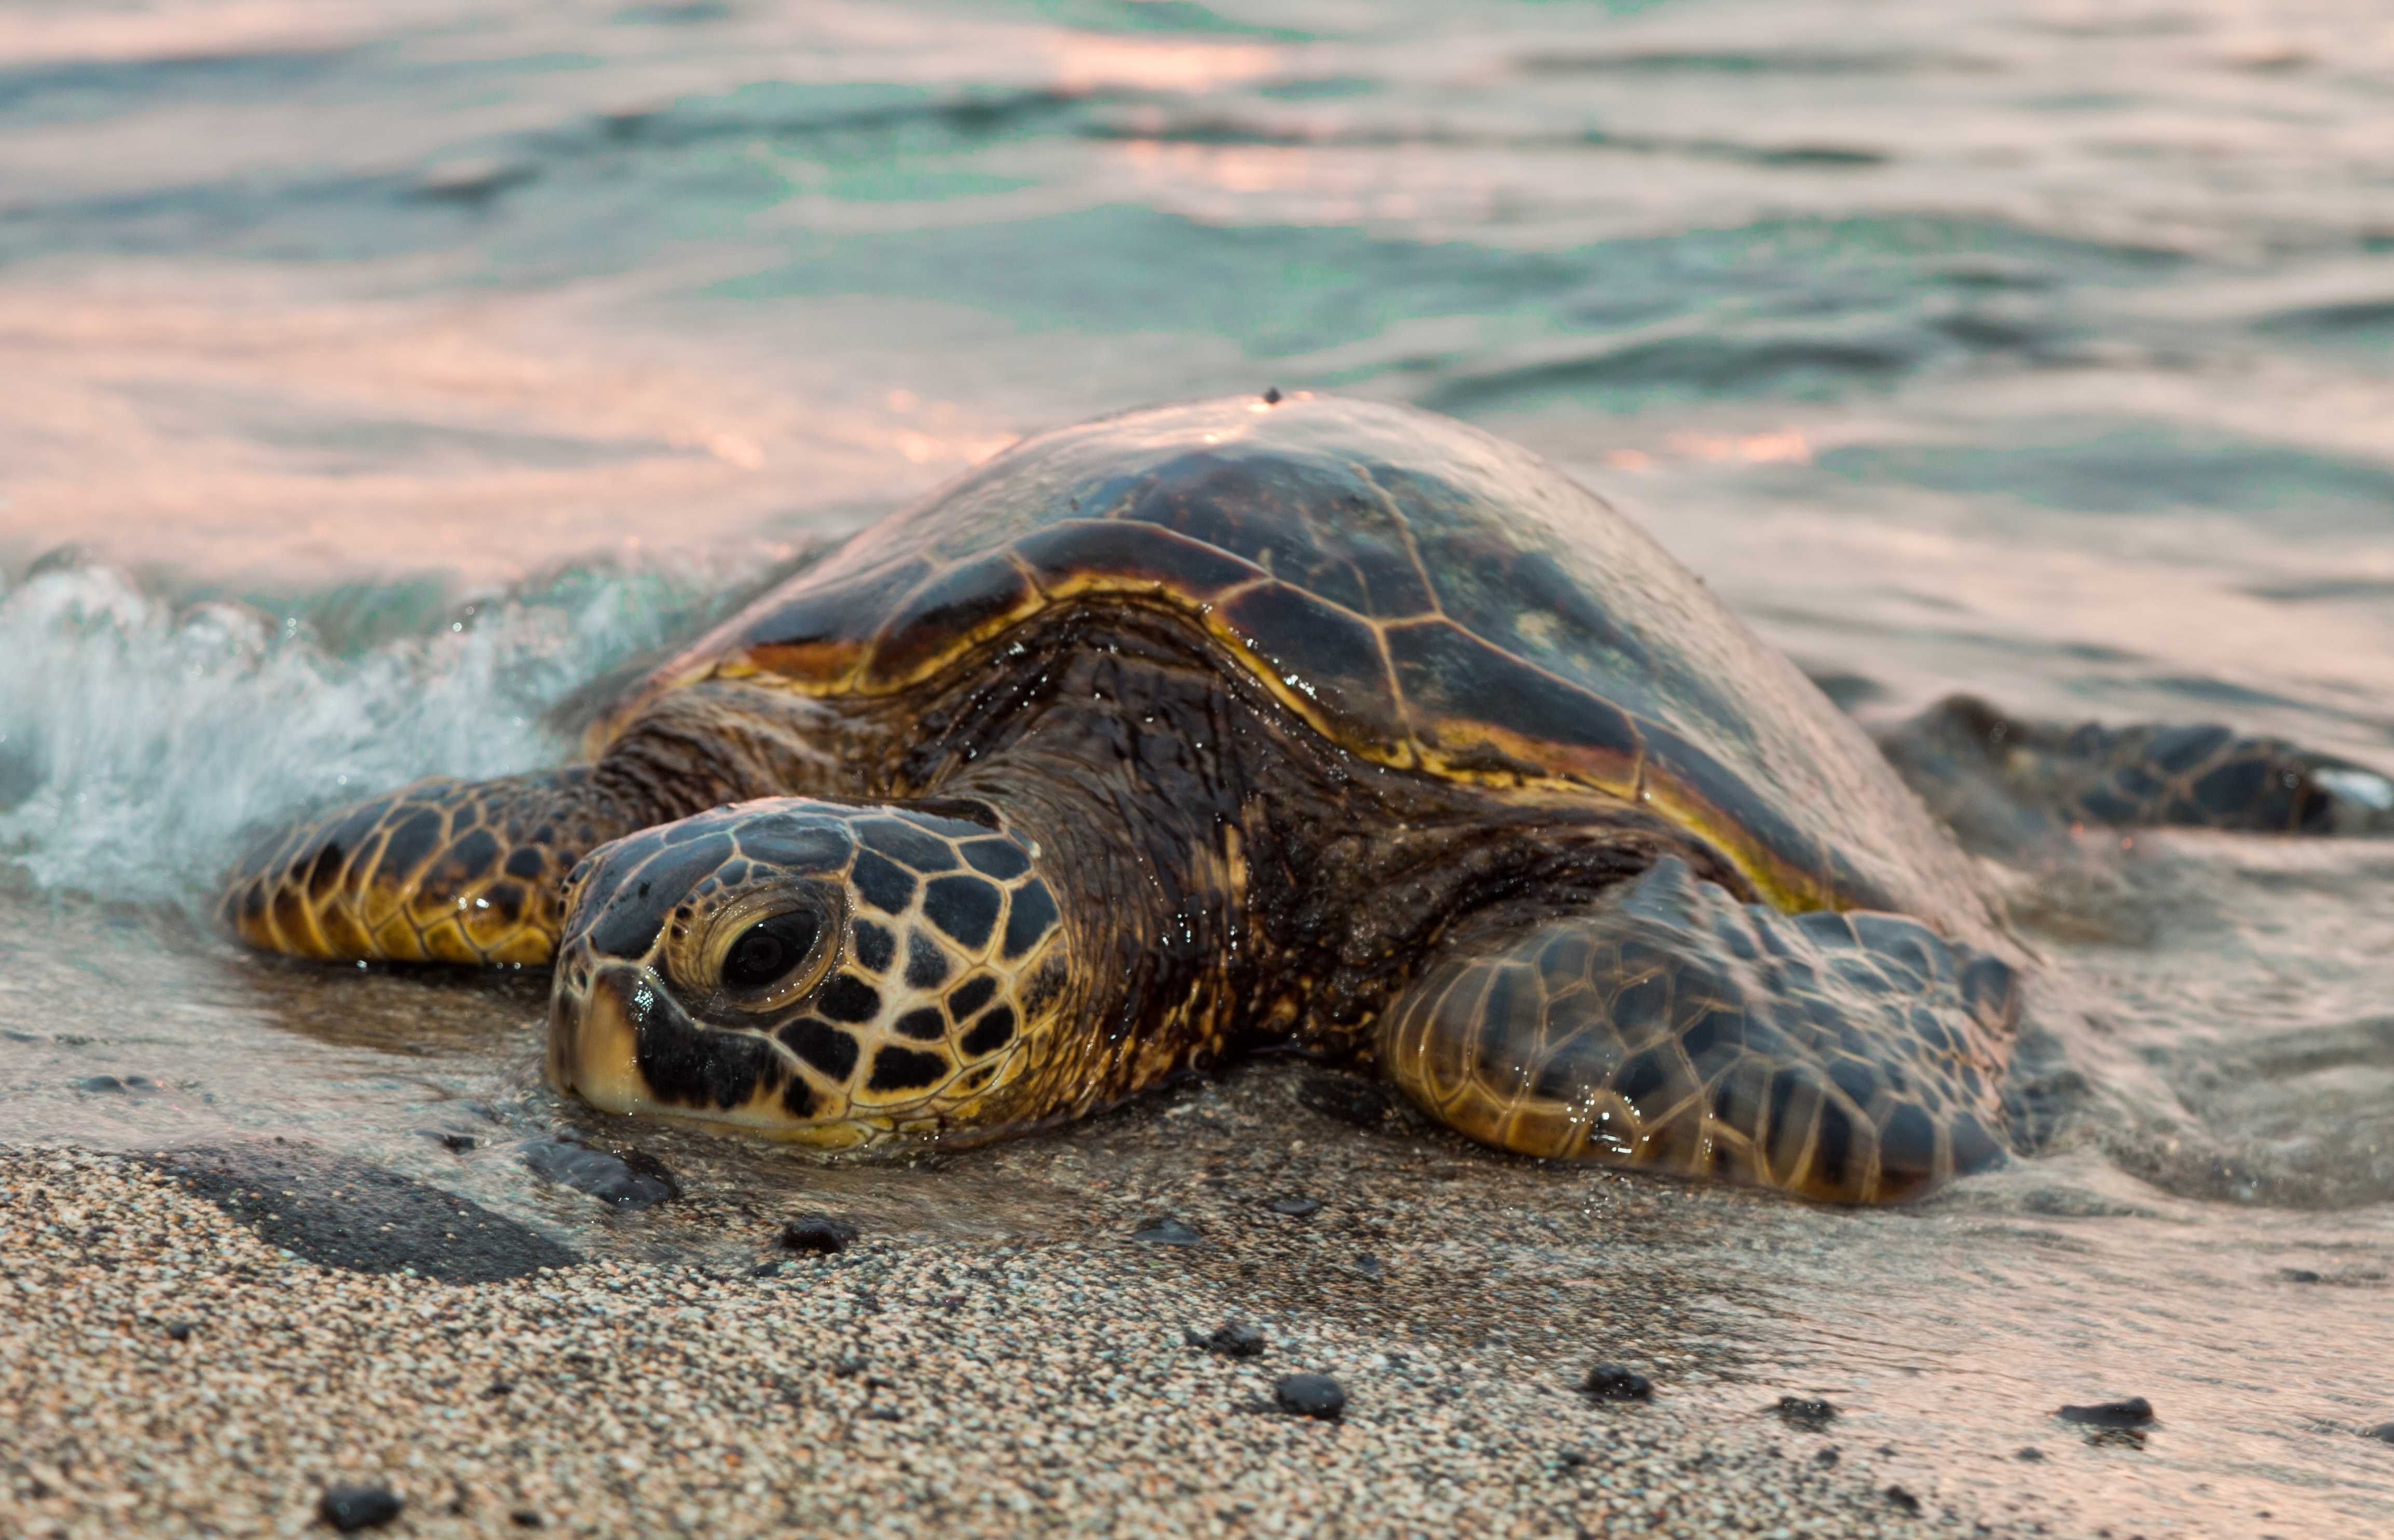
[[720, 909, 823, 995]]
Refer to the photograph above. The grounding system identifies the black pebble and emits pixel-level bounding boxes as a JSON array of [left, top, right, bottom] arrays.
[[484, 1380, 513, 1398], [1186, 1322, 1266, 1358], [1262, 386, 1283, 404], [1354, 1254, 1385, 1280], [2365, 1422, 2394, 1445], [73, 1076, 125, 1093], [1297, 1073, 1392, 1130], [318, 1484, 404, 1533], [1275, 1372, 1346, 1420], [520, 1139, 678, 1208], [1814, 1447, 1840, 1467], [2057, 1396, 2155, 1428], [2278, 1267, 2323, 1283], [1266, 1196, 1321, 1217], [1773, 1395, 1838, 1431], [1132, 1216, 1201, 1246], [1581, 1363, 1653, 1402], [440, 1134, 477, 1152], [510, 1511, 545, 1529], [2016, 1447, 2045, 1461], [163, 1321, 196, 1342], [780, 1215, 858, 1254], [749, 1261, 784, 1279], [1884, 1485, 1921, 1516]]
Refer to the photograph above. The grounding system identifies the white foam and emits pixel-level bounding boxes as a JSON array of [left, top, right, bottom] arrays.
[[0, 561, 721, 907], [2317, 766, 2394, 813]]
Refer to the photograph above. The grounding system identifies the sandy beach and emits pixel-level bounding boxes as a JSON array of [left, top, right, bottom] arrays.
[[9, 1055, 2389, 1537]]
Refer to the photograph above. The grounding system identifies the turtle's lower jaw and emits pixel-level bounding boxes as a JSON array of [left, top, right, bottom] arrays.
[[547, 959, 885, 1152]]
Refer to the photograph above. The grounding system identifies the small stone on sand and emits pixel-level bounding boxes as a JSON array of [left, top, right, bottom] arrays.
[[1187, 1322, 1266, 1358], [318, 1484, 403, 1532], [779, 1214, 859, 1254], [1582, 1363, 1653, 1402], [1275, 1373, 1346, 1420], [2056, 1397, 2154, 1428]]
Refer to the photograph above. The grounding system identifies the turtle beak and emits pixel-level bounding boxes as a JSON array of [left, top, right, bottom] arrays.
[[546, 952, 661, 1115]]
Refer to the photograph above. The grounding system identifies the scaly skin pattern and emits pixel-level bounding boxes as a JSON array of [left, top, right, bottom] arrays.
[[221, 770, 619, 965], [1380, 859, 2018, 1204], [219, 682, 849, 965], [548, 802, 1066, 1151]]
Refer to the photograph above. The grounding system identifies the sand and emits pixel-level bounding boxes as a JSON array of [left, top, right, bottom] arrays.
[[6, 1055, 2388, 1538]]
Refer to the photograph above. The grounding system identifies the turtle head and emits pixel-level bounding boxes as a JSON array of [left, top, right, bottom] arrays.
[[546, 798, 1070, 1151]]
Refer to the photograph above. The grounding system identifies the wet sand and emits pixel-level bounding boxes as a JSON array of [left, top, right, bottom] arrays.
[[7, 1048, 2391, 1537]]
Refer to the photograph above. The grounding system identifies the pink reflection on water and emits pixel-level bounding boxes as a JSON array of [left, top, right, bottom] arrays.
[[0, 269, 1019, 583]]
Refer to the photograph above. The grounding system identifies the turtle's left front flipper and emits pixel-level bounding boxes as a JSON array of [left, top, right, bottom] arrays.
[[1879, 694, 2394, 848], [1377, 858, 2018, 1204]]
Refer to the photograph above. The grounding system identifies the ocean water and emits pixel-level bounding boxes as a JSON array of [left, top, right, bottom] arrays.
[[2, 1, 2391, 1530]]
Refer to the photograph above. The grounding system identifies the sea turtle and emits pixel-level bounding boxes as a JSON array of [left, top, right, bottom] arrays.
[[221, 395, 2394, 1201]]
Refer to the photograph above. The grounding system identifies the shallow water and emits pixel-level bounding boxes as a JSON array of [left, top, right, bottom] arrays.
[[2, 0, 2391, 1531]]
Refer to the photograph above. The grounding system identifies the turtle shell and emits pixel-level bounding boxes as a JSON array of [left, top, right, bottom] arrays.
[[622, 395, 1991, 933]]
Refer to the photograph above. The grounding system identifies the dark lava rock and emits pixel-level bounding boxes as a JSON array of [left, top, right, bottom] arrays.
[[1884, 1485, 1922, 1516], [779, 1214, 858, 1254], [1580, 1363, 1653, 1402], [511, 1511, 545, 1529], [1773, 1395, 1838, 1431], [1274, 1372, 1346, 1421], [1262, 386, 1282, 405], [318, 1484, 404, 1532], [2057, 1396, 2155, 1428], [2017, 1447, 2045, 1461], [1297, 1073, 1393, 1130], [1814, 1447, 1840, 1467], [2364, 1422, 2394, 1445], [520, 1139, 678, 1208], [1186, 1322, 1266, 1358], [163, 1321, 196, 1342], [144, 1144, 578, 1284], [1266, 1195, 1322, 1217], [73, 1076, 125, 1093], [1132, 1216, 1201, 1247], [2278, 1267, 2324, 1283], [749, 1261, 784, 1279]]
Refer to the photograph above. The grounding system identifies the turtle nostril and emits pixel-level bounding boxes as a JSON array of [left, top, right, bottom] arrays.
[[722, 909, 822, 993]]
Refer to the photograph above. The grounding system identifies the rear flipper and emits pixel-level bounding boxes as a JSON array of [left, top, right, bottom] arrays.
[[1878, 694, 2394, 849], [1377, 858, 2018, 1203]]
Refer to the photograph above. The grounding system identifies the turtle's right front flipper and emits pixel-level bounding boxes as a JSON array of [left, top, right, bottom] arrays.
[[1377, 858, 2018, 1203], [221, 768, 646, 965], [1878, 694, 2394, 849], [221, 680, 837, 965]]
